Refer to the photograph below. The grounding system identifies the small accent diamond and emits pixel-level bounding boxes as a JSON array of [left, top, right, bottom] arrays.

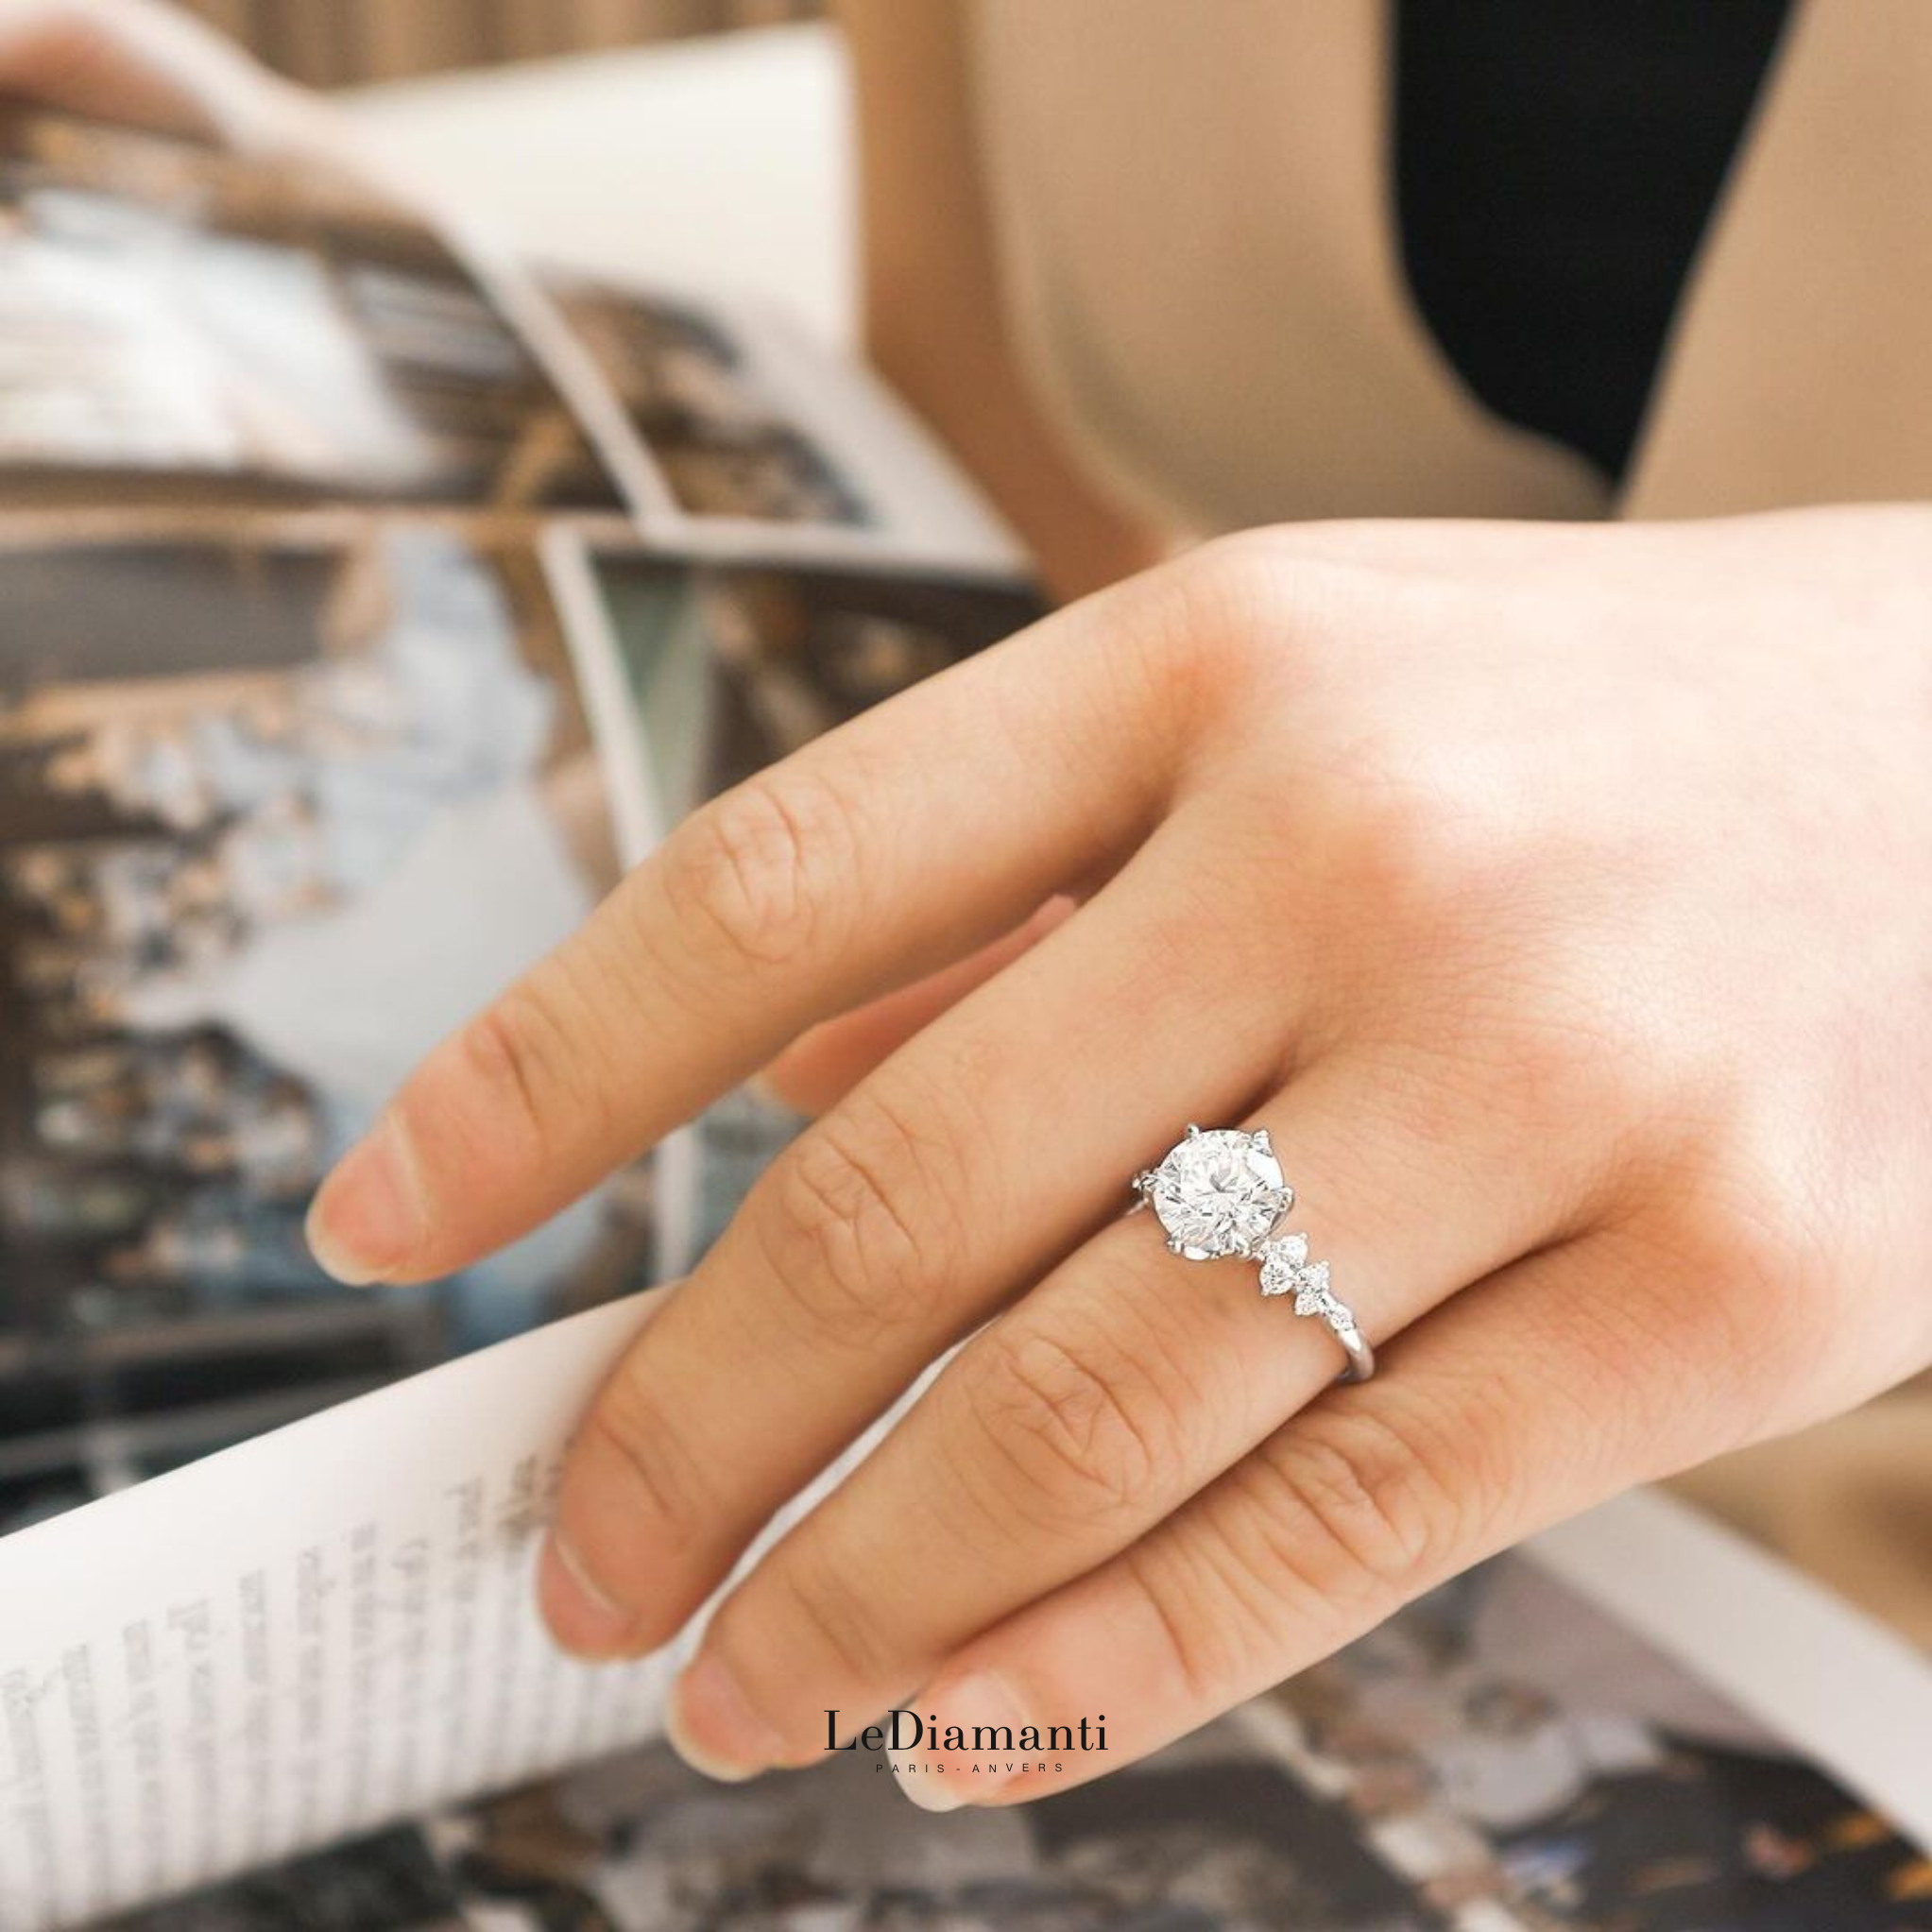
[[1291, 1260, 1334, 1318], [1257, 1234, 1310, 1296], [1260, 1240, 1337, 1316]]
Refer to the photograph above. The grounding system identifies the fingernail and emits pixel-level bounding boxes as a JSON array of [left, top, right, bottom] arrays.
[[890, 1670, 1028, 1813], [667, 1653, 788, 1783], [538, 1532, 637, 1658], [896, 1768, 966, 1814], [305, 1114, 421, 1285]]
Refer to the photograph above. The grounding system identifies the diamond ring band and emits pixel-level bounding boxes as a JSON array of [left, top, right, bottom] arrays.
[[1131, 1126, 1375, 1383]]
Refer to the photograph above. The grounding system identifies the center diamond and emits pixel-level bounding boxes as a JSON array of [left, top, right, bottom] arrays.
[[1148, 1127, 1292, 1259]]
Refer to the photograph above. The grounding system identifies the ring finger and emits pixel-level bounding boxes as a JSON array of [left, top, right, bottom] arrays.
[[539, 830, 1298, 1658], [662, 1053, 1597, 1778], [882, 1224, 1741, 1809]]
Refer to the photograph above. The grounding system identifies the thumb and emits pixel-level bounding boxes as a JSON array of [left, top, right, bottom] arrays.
[[0, 0, 336, 155]]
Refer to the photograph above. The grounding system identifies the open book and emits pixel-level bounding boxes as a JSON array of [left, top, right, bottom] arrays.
[[0, 111, 1926, 1932]]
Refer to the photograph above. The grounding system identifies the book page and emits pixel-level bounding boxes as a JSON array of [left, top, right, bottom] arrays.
[[9, 1335, 1926, 1932], [512, 264, 1031, 576], [1530, 1487, 1932, 1848], [0, 1291, 679, 1931], [0, 111, 624, 513]]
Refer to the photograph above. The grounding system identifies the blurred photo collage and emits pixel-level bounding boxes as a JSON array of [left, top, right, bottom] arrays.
[[0, 105, 1040, 1541]]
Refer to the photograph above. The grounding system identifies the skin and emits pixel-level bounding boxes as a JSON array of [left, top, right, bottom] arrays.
[[0, 0, 264, 141], [21, 0, 1932, 1813], [303, 506, 1932, 1807], [0, 2, 395, 176]]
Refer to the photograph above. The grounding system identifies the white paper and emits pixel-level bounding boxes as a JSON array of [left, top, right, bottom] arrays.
[[1529, 1486, 1932, 1848], [3, 1297, 1930, 1930], [0, 1292, 684, 1931]]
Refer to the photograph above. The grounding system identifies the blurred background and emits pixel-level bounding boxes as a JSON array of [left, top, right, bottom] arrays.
[[171, 0, 820, 88], [321, 0, 854, 344]]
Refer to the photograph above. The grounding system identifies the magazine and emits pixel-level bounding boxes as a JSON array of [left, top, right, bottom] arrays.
[[0, 107, 1925, 1932], [3, 1323, 1928, 1931], [0, 101, 1036, 1547]]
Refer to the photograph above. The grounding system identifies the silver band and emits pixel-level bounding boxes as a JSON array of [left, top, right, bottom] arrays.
[[1131, 1124, 1375, 1384]]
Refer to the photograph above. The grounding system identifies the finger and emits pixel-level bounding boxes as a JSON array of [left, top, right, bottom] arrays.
[[536, 837, 1294, 1659], [0, 7, 212, 135], [659, 1053, 1598, 1778], [0, 0, 299, 145], [759, 897, 1074, 1117], [306, 585, 1181, 1286], [887, 1225, 1785, 1809]]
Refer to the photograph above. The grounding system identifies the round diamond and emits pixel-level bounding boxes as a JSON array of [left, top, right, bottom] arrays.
[[1258, 1234, 1310, 1295], [1150, 1129, 1291, 1259]]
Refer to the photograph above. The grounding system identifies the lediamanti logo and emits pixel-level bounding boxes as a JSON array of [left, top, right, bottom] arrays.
[[827, 1708, 1109, 1786]]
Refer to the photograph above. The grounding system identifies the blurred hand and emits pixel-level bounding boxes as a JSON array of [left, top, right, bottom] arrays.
[[307, 505, 1932, 1806], [0, 0, 352, 160]]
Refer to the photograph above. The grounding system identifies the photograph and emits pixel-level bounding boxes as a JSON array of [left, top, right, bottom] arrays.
[[548, 279, 872, 528], [0, 518, 656, 1530], [1261, 1555, 1932, 1931], [105, 1542, 1930, 1932], [422, 1734, 1442, 1932], [92, 1828, 470, 1932], [587, 552, 1044, 1264], [591, 552, 1042, 820], [0, 110, 622, 509]]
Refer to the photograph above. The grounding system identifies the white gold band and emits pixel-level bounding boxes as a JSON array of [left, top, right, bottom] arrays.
[[1131, 1124, 1376, 1384]]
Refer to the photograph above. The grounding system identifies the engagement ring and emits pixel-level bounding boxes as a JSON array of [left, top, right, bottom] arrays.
[[1131, 1126, 1374, 1382]]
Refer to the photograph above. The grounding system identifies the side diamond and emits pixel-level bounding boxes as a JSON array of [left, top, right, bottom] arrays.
[[1257, 1233, 1310, 1296], [1291, 1260, 1334, 1317]]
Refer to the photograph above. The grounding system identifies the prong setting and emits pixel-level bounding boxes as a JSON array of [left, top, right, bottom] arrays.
[[1141, 1126, 1291, 1261], [1133, 1125, 1373, 1381]]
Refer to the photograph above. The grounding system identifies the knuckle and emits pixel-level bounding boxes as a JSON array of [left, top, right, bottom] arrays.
[[1169, 529, 1291, 622], [660, 767, 855, 973], [449, 974, 605, 1165], [1240, 1406, 1470, 1613], [961, 1316, 1174, 1528], [582, 1373, 712, 1548], [1172, 529, 1388, 684], [1115, 1537, 1251, 1708], [1154, 534, 1299, 684], [1103, 537, 1291, 730], [1633, 1154, 1838, 1410], [1342, 774, 1510, 930], [764, 1088, 949, 1351], [761, 1540, 893, 1687]]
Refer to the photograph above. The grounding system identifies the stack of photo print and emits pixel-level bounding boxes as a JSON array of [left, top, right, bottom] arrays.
[[0, 104, 1036, 1553]]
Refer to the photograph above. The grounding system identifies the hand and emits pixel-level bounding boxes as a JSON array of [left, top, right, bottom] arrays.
[[0, 0, 356, 162], [306, 506, 1932, 1806]]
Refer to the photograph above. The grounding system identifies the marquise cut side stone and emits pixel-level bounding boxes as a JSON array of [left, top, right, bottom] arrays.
[[1257, 1234, 1310, 1295]]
